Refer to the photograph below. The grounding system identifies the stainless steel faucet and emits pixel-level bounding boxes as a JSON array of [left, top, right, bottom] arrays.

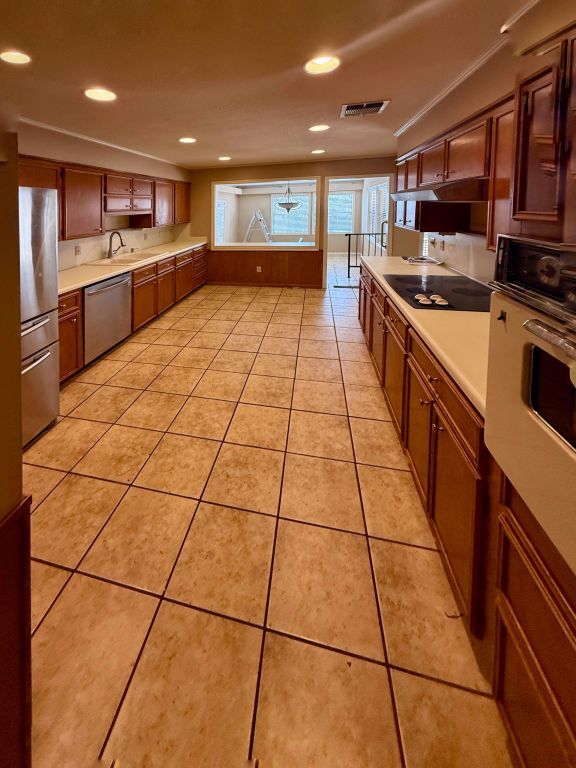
[[107, 230, 127, 259]]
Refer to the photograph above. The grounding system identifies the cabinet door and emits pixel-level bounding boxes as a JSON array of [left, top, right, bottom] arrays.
[[132, 196, 153, 212], [430, 408, 482, 630], [132, 277, 157, 331], [63, 168, 103, 239], [174, 181, 191, 224], [419, 142, 446, 185], [405, 360, 434, 504], [513, 62, 563, 229], [564, 33, 576, 243], [487, 105, 521, 250], [406, 155, 419, 188], [370, 299, 385, 383], [404, 200, 417, 229], [58, 311, 83, 381], [446, 121, 490, 181], [104, 196, 132, 213], [154, 181, 175, 226], [359, 280, 370, 342], [396, 161, 407, 192], [382, 320, 405, 436], [394, 200, 406, 226], [175, 261, 194, 300], [105, 174, 132, 195], [157, 269, 175, 313], [132, 178, 153, 196]]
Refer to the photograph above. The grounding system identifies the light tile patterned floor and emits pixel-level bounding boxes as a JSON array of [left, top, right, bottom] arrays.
[[24, 271, 513, 767]]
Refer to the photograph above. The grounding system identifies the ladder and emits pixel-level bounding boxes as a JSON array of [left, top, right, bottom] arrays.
[[244, 209, 272, 243]]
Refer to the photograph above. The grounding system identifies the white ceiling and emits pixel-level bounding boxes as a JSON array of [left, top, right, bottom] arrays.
[[0, 0, 528, 168]]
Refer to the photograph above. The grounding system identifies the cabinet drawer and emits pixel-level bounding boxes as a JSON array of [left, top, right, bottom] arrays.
[[409, 330, 483, 464], [371, 280, 386, 312], [176, 250, 194, 265], [157, 256, 176, 274], [132, 196, 152, 212], [106, 174, 132, 195], [385, 298, 408, 346], [132, 264, 157, 284], [105, 196, 132, 213], [132, 179, 153, 196], [58, 290, 81, 315]]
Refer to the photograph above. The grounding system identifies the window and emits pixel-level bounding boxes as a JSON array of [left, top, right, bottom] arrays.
[[366, 180, 390, 235], [271, 193, 312, 235], [327, 192, 355, 233], [215, 200, 226, 244]]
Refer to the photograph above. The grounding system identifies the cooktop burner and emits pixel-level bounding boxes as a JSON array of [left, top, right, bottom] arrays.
[[382, 274, 492, 311]]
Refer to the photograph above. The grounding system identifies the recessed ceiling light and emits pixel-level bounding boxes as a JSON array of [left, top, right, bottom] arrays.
[[309, 124, 330, 132], [311, 149, 326, 154], [84, 87, 117, 102], [304, 56, 341, 75], [179, 137, 197, 144], [0, 50, 31, 65], [219, 156, 231, 161]]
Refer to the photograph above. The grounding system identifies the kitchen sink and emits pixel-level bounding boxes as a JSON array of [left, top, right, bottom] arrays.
[[87, 249, 171, 266]]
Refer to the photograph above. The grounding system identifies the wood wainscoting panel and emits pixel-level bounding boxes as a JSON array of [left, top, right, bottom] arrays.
[[207, 250, 323, 288]]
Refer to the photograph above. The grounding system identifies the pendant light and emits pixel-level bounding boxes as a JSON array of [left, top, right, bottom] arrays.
[[276, 185, 301, 213]]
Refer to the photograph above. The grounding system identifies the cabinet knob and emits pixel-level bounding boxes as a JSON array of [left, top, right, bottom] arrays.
[[378, 320, 384, 327], [418, 397, 431, 406], [427, 374, 439, 383], [431, 423, 445, 432], [71, 317, 77, 324]]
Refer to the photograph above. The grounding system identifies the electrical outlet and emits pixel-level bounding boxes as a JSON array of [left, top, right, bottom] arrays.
[[74, 245, 81, 256], [256, 266, 262, 273]]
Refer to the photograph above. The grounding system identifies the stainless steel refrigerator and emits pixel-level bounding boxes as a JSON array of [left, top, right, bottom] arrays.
[[20, 187, 59, 446]]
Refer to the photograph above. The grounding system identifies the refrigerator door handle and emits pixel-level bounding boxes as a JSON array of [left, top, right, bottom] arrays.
[[22, 348, 51, 375], [21, 316, 51, 337]]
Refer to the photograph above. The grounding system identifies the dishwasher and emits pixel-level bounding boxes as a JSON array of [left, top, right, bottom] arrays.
[[84, 273, 132, 364]]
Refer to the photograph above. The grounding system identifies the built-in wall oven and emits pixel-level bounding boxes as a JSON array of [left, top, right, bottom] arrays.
[[485, 236, 576, 574]]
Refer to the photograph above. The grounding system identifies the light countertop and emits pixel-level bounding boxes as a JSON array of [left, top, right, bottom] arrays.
[[360, 255, 490, 415], [57, 238, 208, 295]]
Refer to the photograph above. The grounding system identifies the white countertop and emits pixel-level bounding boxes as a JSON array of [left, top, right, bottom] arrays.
[[361, 255, 490, 416], [57, 238, 208, 294]]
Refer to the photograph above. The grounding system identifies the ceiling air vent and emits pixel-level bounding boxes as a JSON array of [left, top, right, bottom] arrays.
[[340, 100, 389, 118]]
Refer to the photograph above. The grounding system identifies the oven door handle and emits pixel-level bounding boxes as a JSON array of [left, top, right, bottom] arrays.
[[523, 319, 576, 362]]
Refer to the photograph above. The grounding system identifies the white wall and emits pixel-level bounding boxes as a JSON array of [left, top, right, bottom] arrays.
[[427, 232, 497, 284]]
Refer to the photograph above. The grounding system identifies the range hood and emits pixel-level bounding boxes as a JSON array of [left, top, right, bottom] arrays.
[[391, 177, 489, 203]]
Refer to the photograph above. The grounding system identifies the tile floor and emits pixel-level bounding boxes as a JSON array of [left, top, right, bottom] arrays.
[[24, 273, 513, 767]]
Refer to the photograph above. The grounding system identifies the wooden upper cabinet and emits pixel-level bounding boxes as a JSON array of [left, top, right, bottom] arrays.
[[564, 33, 576, 243], [19, 160, 59, 189], [406, 154, 419, 188], [513, 60, 563, 224], [396, 161, 407, 192], [419, 141, 446, 185], [488, 104, 521, 250], [174, 181, 191, 224], [106, 174, 132, 195], [132, 178, 153, 196], [62, 168, 103, 240], [154, 181, 175, 226], [445, 121, 490, 181]]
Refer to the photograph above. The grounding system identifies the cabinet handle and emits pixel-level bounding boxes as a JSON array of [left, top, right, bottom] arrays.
[[431, 423, 445, 432], [435, 172, 443, 178], [427, 374, 439, 383], [71, 317, 77, 324], [444, 171, 450, 179], [418, 397, 431, 406], [378, 320, 384, 326]]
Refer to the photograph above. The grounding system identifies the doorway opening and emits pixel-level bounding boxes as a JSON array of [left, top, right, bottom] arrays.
[[325, 176, 391, 288]]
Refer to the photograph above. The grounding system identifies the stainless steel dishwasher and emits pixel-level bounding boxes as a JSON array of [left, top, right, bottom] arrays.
[[84, 273, 132, 364]]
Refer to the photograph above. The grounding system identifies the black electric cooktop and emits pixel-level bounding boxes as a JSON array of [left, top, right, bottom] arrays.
[[382, 274, 492, 312]]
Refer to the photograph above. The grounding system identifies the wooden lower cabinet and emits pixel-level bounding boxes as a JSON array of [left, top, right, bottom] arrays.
[[175, 259, 194, 301], [132, 270, 157, 331], [369, 298, 385, 382], [57, 290, 83, 381], [157, 268, 175, 313], [382, 320, 405, 436], [430, 407, 483, 631], [404, 360, 434, 503]]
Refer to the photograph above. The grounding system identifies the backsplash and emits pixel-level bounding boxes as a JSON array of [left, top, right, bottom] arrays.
[[57, 221, 193, 271], [428, 232, 497, 285]]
